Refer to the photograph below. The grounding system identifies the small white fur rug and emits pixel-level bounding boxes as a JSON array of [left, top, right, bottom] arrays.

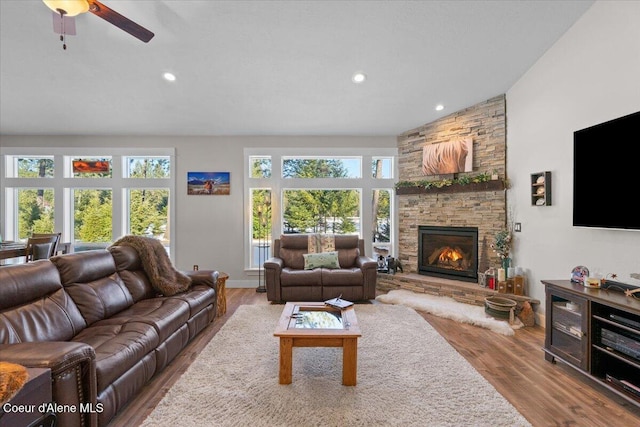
[[376, 289, 523, 336]]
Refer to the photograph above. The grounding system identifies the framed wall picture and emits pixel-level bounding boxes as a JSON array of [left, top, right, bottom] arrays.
[[187, 172, 230, 195], [422, 137, 473, 176]]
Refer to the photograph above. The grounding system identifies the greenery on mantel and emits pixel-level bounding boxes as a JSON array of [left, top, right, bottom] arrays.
[[395, 172, 508, 195]]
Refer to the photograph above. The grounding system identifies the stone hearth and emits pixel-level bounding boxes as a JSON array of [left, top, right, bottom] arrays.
[[376, 273, 539, 307]]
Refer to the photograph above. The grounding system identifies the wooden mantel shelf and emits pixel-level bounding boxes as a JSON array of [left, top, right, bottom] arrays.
[[395, 180, 505, 195]]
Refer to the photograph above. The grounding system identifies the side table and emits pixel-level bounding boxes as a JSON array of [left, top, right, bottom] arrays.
[[217, 272, 229, 317], [0, 367, 54, 427]]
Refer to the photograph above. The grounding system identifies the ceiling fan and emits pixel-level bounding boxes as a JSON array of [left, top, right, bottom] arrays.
[[43, 0, 154, 48]]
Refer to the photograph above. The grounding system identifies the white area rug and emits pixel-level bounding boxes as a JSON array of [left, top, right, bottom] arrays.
[[376, 289, 522, 336], [142, 304, 531, 426]]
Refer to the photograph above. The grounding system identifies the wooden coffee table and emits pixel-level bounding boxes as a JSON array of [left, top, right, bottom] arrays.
[[273, 301, 361, 386]]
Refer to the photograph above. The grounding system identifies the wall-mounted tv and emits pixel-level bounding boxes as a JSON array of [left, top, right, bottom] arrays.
[[573, 111, 640, 230]]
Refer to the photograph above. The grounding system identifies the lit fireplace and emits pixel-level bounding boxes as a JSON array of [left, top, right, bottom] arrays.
[[431, 246, 470, 270], [418, 226, 478, 282]]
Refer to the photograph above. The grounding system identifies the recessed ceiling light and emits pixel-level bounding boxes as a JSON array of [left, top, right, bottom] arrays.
[[352, 72, 366, 84], [163, 72, 176, 82], [435, 104, 444, 111]]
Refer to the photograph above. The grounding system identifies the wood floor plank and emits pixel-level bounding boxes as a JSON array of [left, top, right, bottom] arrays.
[[108, 289, 640, 426]]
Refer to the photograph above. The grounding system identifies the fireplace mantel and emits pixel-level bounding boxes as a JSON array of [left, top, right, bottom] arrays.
[[396, 180, 505, 195]]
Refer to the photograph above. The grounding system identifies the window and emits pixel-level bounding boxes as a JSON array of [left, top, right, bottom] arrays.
[[126, 157, 171, 178], [372, 157, 393, 179], [283, 157, 362, 179], [128, 188, 170, 239], [249, 156, 271, 178], [1, 148, 175, 257], [17, 188, 55, 239], [251, 188, 272, 268], [12, 157, 55, 178], [372, 188, 392, 257], [282, 189, 361, 234], [245, 148, 396, 271], [73, 189, 113, 250]]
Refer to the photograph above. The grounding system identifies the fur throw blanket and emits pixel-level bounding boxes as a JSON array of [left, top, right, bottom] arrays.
[[110, 235, 191, 296], [0, 362, 28, 405]]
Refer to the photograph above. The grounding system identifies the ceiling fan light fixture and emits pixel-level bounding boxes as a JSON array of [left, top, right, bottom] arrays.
[[43, 0, 89, 17]]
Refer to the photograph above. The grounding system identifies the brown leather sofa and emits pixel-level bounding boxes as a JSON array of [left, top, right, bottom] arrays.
[[264, 234, 377, 302], [0, 246, 218, 427]]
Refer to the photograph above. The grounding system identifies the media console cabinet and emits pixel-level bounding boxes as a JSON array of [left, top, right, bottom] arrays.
[[542, 280, 640, 407]]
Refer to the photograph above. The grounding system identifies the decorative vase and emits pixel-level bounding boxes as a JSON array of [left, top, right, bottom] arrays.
[[502, 257, 511, 271]]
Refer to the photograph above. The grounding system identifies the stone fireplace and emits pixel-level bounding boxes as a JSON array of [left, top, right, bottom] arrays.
[[377, 95, 508, 304], [418, 225, 478, 283]]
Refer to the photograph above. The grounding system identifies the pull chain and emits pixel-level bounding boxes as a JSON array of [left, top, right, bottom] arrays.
[[58, 9, 67, 50]]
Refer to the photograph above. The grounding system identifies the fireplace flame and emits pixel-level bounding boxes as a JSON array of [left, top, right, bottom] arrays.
[[438, 247, 463, 263]]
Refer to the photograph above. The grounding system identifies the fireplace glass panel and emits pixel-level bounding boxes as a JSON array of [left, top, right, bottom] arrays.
[[418, 226, 478, 282]]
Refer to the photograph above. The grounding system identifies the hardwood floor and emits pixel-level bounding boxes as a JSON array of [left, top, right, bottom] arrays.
[[109, 289, 640, 427]]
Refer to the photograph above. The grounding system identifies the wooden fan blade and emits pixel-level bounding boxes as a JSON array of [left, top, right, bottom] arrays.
[[87, 0, 154, 43]]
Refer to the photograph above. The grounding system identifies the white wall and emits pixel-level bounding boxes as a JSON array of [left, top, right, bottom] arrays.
[[0, 135, 396, 287], [507, 0, 640, 318]]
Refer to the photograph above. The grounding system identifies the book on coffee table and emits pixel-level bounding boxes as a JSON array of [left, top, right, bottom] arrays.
[[325, 295, 354, 310]]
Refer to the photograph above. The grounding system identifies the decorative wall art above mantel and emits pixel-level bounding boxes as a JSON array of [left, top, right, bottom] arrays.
[[422, 138, 473, 176]]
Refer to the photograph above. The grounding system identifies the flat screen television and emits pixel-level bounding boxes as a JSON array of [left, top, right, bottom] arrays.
[[573, 111, 640, 230]]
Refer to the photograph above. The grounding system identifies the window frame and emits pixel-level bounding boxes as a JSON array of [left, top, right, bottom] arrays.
[[244, 147, 397, 271], [1, 147, 175, 257]]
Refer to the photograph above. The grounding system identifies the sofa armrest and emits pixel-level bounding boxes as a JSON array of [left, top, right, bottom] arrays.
[[356, 255, 377, 270], [264, 257, 283, 270], [357, 256, 378, 300], [0, 341, 97, 427], [185, 269, 219, 289], [264, 257, 283, 302]]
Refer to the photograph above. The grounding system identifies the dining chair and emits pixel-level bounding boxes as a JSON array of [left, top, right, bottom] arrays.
[[25, 235, 59, 262], [31, 232, 61, 257]]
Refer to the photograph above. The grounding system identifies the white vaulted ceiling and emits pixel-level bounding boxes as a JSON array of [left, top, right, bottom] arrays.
[[0, 1, 594, 136]]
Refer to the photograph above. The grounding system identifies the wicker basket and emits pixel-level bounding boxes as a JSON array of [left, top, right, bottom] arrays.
[[484, 296, 517, 324]]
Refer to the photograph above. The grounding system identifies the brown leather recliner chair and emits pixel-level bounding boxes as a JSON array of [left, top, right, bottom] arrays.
[[264, 234, 377, 302]]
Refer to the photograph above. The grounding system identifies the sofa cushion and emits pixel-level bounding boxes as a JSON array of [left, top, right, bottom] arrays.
[[52, 250, 120, 285], [280, 268, 322, 287], [278, 247, 306, 270], [337, 247, 359, 269], [170, 284, 216, 318], [64, 276, 135, 326], [303, 251, 340, 269], [0, 260, 62, 310], [106, 297, 190, 343], [0, 261, 86, 343], [109, 245, 157, 301], [73, 320, 159, 392], [0, 289, 87, 344], [321, 267, 364, 286], [53, 250, 135, 325], [278, 235, 309, 269]]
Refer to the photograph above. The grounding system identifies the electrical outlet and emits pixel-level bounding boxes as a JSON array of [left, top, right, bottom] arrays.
[[514, 223, 522, 232]]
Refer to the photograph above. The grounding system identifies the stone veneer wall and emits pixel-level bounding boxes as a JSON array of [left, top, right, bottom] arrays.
[[396, 94, 507, 276]]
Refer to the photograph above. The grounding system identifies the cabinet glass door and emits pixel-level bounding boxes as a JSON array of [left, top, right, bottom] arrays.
[[545, 289, 589, 370]]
